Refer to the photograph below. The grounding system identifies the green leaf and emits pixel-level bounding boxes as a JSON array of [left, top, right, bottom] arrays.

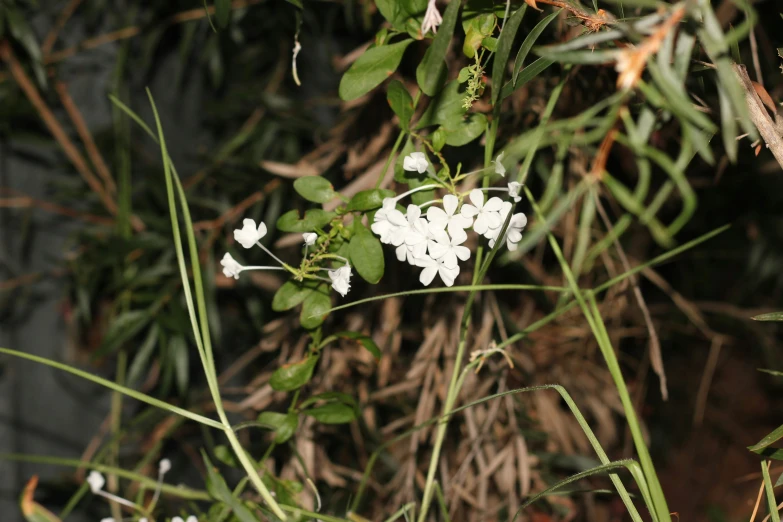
[[215, 0, 231, 28], [269, 355, 318, 391], [300, 286, 331, 329], [375, 0, 425, 28], [349, 223, 385, 284], [416, 0, 461, 95], [272, 280, 317, 312], [339, 39, 413, 101], [513, 8, 560, 86], [98, 310, 153, 356], [416, 80, 468, 129], [257, 411, 298, 443], [463, 25, 485, 58], [203, 452, 260, 522], [334, 331, 382, 360], [347, 189, 395, 211], [302, 402, 357, 424], [501, 56, 554, 100], [752, 312, 783, 321], [758, 368, 783, 378], [442, 113, 487, 146], [481, 36, 498, 52], [749, 425, 783, 454], [293, 176, 336, 203], [387, 80, 414, 129], [276, 209, 336, 232], [432, 127, 447, 151], [300, 391, 357, 409], [214, 445, 238, 467]]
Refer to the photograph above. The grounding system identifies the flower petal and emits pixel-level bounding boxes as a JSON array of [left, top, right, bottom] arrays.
[[454, 245, 471, 261], [442, 194, 459, 217], [420, 266, 437, 286], [460, 204, 479, 219], [441, 250, 458, 269], [483, 196, 503, 213], [426, 205, 448, 226], [469, 189, 484, 209], [473, 214, 488, 235]]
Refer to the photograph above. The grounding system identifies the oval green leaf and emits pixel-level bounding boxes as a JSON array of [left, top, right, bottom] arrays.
[[387, 80, 414, 129], [349, 225, 385, 284], [300, 286, 331, 329], [257, 411, 299, 443], [347, 188, 395, 212], [302, 402, 357, 424], [443, 113, 487, 146], [276, 208, 335, 232], [335, 331, 381, 360], [293, 176, 336, 203], [339, 39, 413, 101], [272, 280, 317, 312], [270, 355, 318, 391]]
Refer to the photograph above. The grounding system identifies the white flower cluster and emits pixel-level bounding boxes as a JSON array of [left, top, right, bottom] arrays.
[[372, 154, 527, 287], [220, 218, 352, 297]]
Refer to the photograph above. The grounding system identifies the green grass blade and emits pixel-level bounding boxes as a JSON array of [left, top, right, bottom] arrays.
[[0, 347, 223, 429], [491, 4, 526, 105], [0, 453, 210, 500], [762, 461, 781, 522], [512, 9, 561, 85]]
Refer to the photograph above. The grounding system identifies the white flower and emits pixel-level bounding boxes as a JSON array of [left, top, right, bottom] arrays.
[[485, 201, 512, 240], [507, 181, 522, 203], [220, 253, 243, 279], [421, 0, 443, 35], [172, 518, 198, 522], [303, 232, 317, 246], [489, 212, 527, 251], [416, 255, 460, 287], [460, 189, 503, 235], [426, 194, 472, 236], [371, 198, 399, 244], [100, 519, 115, 522], [404, 210, 430, 260], [328, 265, 352, 297], [493, 152, 506, 177], [403, 152, 428, 174], [386, 204, 422, 247], [87, 471, 105, 493], [159, 459, 171, 474], [234, 218, 267, 249], [427, 228, 471, 269]]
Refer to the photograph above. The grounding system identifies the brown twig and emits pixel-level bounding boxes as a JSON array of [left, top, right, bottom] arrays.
[[0, 194, 115, 226], [734, 64, 783, 170], [54, 80, 117, 194], [43, 0, 265, 65], [41, 0, 84, 59], [0, 42, 117, 217]]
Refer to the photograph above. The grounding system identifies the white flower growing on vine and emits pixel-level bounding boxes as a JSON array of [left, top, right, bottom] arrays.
[[426, 194, 472, 235], [460, 189, 503, 235], [234, 218, 267, 249], [416, 254, 459, 287], [328, 265, 352, 297], [403, 152, 428, 174], [371, 198, 399, 244], [402, 216, 430, 263], [507, 181, 522, 203], [428, 228, 470, 269], [303, 232, 317, 246], [421, 0, 443, 35], [493, 152, 506, 177], [220, 253, 243, 279], [488, 212, 528, 251]]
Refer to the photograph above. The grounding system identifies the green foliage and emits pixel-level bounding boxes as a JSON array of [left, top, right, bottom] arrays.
[[349, 222, 385, 284], [387, 80, 414, 129], [276, 209, 336, 232], [293, 177, 337, 203], [257, 412, 298, 443], [269, 355, 318, 391], [416, 0, 460, 95], [339, 39, 414, 101], [346, 188, 395, 211]]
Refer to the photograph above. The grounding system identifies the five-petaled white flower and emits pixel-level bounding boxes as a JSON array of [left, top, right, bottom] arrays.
[[403, 214, 430, 262], [416, 255, 460, 287], [328, 265, 352, 297], [427, 194, 472, 236], [507, 181, 522, 203], [421, 0, 443, 35], [172, 517, 198, 522], [303, 232, 317, 246], [460, 189, 503, 235], [489, 212, 527, 250], [220, 253, 243, 279], [485, 201, 512, 241], [234, 218, 267, 249], [87, 471, 105, 493], [428, 228, 471, 269], [371, 198, 399, 244], [493, 152, 506, 177], [403, 152, 428, 174]]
